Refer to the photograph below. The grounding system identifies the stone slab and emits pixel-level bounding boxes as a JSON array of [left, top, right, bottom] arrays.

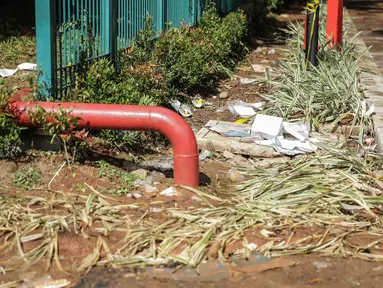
[[196, 120, 278, 157]]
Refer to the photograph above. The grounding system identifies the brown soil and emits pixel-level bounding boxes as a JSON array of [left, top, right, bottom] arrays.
[[75, 256, 383, 288], [3, 3, 379, 288]]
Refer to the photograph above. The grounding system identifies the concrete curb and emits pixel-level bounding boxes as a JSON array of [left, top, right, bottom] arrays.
[[343, 9, 383, 152]]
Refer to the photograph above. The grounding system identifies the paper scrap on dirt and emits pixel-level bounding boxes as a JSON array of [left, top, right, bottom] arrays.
[[207, 113, 318, 156], [217, 100, 265, 118], [207, 122, 251, 137], [0, 63, 37, 78]]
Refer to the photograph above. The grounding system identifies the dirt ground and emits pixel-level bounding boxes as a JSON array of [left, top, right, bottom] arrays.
[[4, 2, 383, 288]]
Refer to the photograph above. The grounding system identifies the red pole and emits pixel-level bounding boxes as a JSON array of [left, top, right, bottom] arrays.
[[326, 0, 343, 48], [10, 91, 200, 187]]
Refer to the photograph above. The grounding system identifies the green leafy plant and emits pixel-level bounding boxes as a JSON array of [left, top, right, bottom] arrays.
[[13, 167, 42, 190], [0, 85, 24, 158], [97, 160, 136, 195], [28, 105, 88, 167]]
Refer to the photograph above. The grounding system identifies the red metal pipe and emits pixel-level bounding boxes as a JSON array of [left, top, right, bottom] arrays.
[[326, 0, 343, 48], [9, 95, 199, 187]]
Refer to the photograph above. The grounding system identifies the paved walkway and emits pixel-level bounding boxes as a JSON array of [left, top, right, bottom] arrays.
[[345, 0, 383, 76]]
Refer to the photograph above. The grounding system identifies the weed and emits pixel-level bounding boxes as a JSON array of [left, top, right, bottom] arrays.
[[13, 167, 42, 190], [97, 160, 136, 187]]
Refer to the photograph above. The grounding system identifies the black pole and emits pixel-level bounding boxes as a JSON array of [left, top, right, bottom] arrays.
[[305, 0, 320, 66]]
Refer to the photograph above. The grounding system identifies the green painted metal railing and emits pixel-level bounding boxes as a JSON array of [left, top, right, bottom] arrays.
[[35, 0, 245, 98]]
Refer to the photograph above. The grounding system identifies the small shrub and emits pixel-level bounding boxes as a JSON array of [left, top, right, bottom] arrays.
[[28, 105, 88, 166], [0, 85, 23, 158], [13, 167, 42, 190], [155, 26, 218, 92]]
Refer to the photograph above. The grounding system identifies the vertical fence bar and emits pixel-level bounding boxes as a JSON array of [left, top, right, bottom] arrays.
[[110, 0, 118, 58], [35, 0, 57, 98]]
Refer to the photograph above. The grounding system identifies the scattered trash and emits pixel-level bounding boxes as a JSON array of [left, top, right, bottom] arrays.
[[170, 99, 192, 117], [199, 150, 212, 161], [0, 62, 37, 78], [255, 47, 263, 53], [228, 168, 245, 182], [251, 64, 266, 73], [192, 95, 205, 108], [267, 48, 276, 55], [217, 100, 264, 118], [208, 122, 251, 137], [0, 68, 18, 78], [150, 207, 163, 213], [160, 187, 180, 197], [127, 192, 143, 199], [283, 122, 310, 142], [361, 100, 375, 116], [251, 114, 284, 140], [230, 105, 257, 118], [240, 77, 257, 85]]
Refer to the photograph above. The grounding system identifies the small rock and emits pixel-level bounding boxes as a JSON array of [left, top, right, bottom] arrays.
[[146, 175, 154, 185], [160, 187, 180, 197], [219, 91, 229, 99], [131, 168, 149, 179], [199, 150, 212, 161], [127, 192, 143, 199], [122, 161, 138, 171], [151, 171, 167, 182], [144, 183, 158, 193], [191, 196, 202, 202], [232, 155, 252, 168], [134, 179, 145, 188], [313, 261, 329, 270], [223, 150, 235, 159], [228, 168, 245, 182]]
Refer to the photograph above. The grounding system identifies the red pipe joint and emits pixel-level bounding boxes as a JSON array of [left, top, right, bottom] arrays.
[[326, 0, 344, 48], [10, 94, 199, 187]]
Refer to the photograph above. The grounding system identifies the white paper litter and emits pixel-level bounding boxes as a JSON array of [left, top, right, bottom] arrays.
[[17, 63, 37, 70], [231, 105, 257, 117], [0, 62, 37, 78], [251, 64, 265, 73], [361, 100, 375, 117], [218, 100, 265, 117], [0, 68, 18, 78], [268, 48, 276, 55], [283, 122, 310, 142], [240, 77, 257, 84], [255, 47, 263, 53], [251, 114, 284, 140]]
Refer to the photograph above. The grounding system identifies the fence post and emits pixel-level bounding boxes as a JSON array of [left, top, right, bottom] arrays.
[[35, 0, 57, 99], [326, 0, 343, 48], [110, 0, 118, 59], [157, 0, 165, 32]]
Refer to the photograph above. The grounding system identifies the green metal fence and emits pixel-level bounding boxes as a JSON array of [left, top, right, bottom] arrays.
[[35, 0, 244, 99]]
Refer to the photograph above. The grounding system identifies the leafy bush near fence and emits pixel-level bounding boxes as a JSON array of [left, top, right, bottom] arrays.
[[0, 82, 23, 157], [70, 4, 247, 149]]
